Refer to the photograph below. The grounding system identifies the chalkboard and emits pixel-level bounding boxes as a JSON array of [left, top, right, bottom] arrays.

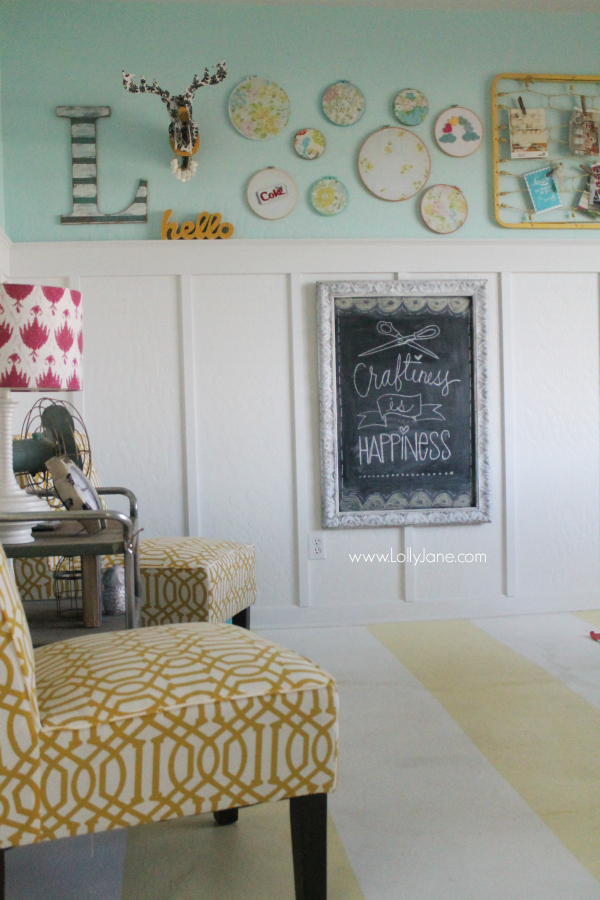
[[318, 280, 489, 527]]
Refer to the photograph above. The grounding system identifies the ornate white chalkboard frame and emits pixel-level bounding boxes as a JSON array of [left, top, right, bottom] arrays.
[[317, 279, 489, 528]]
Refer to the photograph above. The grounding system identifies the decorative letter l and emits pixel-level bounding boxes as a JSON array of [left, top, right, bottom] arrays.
[[56, 106, 147, 224]]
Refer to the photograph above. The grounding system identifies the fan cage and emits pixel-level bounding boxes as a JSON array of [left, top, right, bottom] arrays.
[[53, 556, 83, 616], [18, 399, 92, 508]]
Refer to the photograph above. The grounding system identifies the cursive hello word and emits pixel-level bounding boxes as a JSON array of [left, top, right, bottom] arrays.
[[161, 209, 234, 240]]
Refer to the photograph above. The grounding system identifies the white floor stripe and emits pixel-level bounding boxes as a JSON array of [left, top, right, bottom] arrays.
[[265, 625, 600, 900], [475, 613, 600, 711]]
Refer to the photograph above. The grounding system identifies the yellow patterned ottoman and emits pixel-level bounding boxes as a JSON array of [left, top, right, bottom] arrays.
[[139, 537, 256, 627], [14, 536, 256, 628]]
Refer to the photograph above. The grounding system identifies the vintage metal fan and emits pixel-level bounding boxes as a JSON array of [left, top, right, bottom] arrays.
[[13, 399, 92, 507]]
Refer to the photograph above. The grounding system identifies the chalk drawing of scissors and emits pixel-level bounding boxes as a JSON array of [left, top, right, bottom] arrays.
[[359, 320, 441, 359]]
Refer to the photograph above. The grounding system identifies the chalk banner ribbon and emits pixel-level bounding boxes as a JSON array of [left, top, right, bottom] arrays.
[[358, 392, 444, 427]]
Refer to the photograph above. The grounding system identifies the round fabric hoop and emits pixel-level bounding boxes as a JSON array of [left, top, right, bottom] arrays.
[[294, 128, 326, 159], [229, 77, 291, 141], [434, 106, 483, 157], [310, 177, 349, 216], [358, 127, 431, 201], [393, 88, 429, 126], [246, 168, 298, 219], [322, 81, 365, 126], [420, 184, 468, 233]]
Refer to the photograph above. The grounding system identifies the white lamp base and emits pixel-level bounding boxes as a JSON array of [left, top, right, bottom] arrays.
[[0, 388, 50, 544]]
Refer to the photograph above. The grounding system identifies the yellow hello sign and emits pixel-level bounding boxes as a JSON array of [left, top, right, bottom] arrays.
[[161, 209, 234, 240]]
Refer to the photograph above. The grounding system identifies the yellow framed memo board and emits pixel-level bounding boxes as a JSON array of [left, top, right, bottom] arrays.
[[492, 73, 600, 229]]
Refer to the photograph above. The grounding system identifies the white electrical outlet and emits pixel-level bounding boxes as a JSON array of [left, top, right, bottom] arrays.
[[308, 532, 326, 560]]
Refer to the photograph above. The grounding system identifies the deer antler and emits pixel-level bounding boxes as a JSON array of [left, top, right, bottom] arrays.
[[122, 72, 172, 105], [182, 61, 227, 103]]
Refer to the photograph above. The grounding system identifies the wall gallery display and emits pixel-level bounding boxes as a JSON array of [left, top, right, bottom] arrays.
[[358, 127, 431, 201], [317, 280, 489, 528], [229, 77, 291, 140], [310, 177, 349, 215], [434, 107, 483, 157], [393, 88, 429, 126], [322, 81, 365, 126], [246, 168, 297, 219], [294, 128, 326, 159], [420, 185, 468, 234]]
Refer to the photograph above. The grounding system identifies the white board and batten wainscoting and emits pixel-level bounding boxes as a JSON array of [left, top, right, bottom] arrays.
[[6, 235, 600, 628]]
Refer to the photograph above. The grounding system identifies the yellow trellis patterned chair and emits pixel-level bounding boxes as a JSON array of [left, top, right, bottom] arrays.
[[13, 460, 256, 629], [0, 544, 338, 899]]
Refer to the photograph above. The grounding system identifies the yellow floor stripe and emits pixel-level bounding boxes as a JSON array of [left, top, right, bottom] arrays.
[[369, 620, 600, 883], [572, 609, 600, 629], [122, 800, 364, 900]]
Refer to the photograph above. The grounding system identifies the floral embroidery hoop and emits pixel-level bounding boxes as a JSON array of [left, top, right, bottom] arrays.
[[322, 81, 365, 126], [310, 177, 349, 215], [358, 127, 431, 201], [229, 76, 291, 140], [393, 88, 429, 126], [246, 167, 297, 219], [434, 106, 483, 157], [420, 184, 468, 233], [294, 128, 326, 159]]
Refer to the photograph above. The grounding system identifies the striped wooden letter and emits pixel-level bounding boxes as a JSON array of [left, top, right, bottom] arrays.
[[56, 106, 147, 224]]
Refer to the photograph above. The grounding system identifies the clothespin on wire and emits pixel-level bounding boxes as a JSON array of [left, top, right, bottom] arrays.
[[581, 95, 587, 114], [547, 162, 565, 192], [518, 96, 526, 115]]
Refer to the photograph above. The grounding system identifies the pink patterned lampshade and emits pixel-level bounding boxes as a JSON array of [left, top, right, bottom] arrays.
[[0, 284, 82, 390]]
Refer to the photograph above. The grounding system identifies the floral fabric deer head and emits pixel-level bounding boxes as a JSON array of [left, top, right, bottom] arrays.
[[122, 62, 227, 182]]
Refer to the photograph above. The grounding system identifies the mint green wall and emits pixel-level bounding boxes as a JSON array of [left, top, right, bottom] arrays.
[[1, 2, 599, 241]]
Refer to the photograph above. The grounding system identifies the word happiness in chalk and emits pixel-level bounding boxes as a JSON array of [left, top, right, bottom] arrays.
[[161, 209, 234, 240], [359, 429, 452, 466]]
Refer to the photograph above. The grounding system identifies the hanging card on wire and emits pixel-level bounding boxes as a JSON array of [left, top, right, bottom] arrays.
[[570, 106, 600, 157], [509, 107, 548, 159], [524, 167, 562, 214]]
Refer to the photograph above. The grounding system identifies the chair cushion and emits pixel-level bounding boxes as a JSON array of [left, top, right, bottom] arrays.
[[34, 623, 338, 842], [139, 537, 256, 625], [35, 623, 328, 730]]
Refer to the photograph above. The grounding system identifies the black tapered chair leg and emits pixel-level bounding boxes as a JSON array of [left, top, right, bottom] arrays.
[[1, 847, 6, 900], [290, 794, 327, 900], [232, 607, 251, 630], [213, 808, 239, 826]]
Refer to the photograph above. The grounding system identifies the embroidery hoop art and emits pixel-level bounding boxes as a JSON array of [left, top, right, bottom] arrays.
[[393, 88, 429, 126], [229, 76, 291, 140], [358, 127, 431, 201], [294, 128, 326, 159], [310, 177, 349, 216], [420, 184, 468, 233], [322, 81, 365, 126], [435, 106, 483, 158], [246, 167, 297, 219]]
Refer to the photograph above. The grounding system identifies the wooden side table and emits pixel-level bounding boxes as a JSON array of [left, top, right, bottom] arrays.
[[0, 510, 138, 629]]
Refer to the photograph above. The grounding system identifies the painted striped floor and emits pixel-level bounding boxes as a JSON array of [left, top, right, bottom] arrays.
[[7, 612, 600, 899]]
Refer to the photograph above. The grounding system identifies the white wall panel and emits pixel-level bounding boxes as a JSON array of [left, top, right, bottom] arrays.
[[192, 274, 296, 608], [8, 240, 600, 626], [512, 274, 600, 599], [81, 275, 185, 538]]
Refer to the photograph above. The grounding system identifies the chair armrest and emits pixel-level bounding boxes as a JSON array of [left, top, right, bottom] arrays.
[[96, 487, 139, 525]]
